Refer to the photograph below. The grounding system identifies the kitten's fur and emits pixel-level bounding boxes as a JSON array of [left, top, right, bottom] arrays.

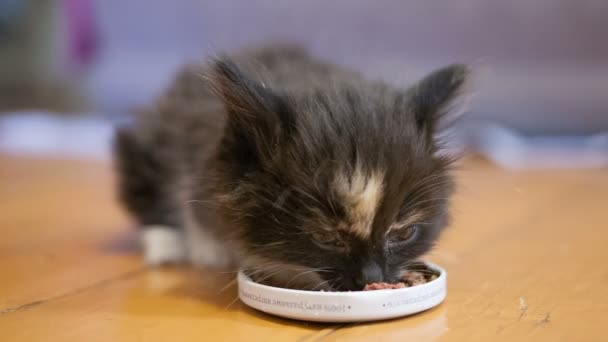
[[114, 45, 468, 291]]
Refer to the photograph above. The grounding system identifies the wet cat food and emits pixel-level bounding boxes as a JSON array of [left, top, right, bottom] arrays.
[[363, 269, 439, 291]]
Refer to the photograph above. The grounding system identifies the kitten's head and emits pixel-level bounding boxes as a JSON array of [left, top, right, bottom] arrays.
[[209, 59, 468, 290]]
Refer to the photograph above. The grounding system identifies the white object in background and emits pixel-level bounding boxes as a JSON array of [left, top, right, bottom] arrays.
[[0, 112, 112, 159], [238, 262, 446, 323], [468, 124, 608, 170]]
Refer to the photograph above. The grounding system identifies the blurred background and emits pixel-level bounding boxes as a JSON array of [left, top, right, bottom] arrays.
[[1, 0, 607, 168]]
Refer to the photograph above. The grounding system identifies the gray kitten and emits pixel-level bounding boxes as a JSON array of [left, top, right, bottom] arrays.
[[114, 45, 468, 291]]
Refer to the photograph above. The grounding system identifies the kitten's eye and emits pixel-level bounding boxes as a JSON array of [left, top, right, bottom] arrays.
[[330, 240, 346, 248], [311, 232, 346, 250], [389, 225, 419, 244]]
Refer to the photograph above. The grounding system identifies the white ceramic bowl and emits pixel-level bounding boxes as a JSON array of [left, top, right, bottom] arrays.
[[238, 262, 446, 322]]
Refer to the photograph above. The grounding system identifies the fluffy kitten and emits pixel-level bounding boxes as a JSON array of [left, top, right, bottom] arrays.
[[114, 45, 468, 291]]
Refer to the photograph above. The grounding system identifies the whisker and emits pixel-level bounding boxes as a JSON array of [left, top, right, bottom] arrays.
[[249, 241, 288, 248], [400, 180, 453, 213], [218, 277, 238, 293], [406, 174, 446, 195], [292, 186, 323, 207], [405, 179, 453, 203], [327, 276, 343, 291], [223, 294, 242, 310], [284, 267, 333, 288], [310, 278, 333, 291], [243, 264, 285, 278], [183, 199, 221, 209], [401, 197, 450, 214], [251, 265, 293, 284]]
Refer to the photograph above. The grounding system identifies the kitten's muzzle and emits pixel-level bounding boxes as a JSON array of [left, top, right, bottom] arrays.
[[340, 261, 384, 291]]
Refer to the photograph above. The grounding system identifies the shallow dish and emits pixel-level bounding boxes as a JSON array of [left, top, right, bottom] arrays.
[[238, 262, 446, 322]]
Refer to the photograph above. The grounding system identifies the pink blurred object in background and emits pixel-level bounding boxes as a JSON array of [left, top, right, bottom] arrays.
[[63, 0, 99, 71]]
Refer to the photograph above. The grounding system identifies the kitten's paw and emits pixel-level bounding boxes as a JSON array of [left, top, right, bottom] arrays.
[[141, 226, 186, 266]]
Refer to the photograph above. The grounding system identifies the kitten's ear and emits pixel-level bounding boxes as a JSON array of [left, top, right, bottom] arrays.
[[210, 58, 290, 160], [211, 58, 284, 122], [409, 64, 470, 137]]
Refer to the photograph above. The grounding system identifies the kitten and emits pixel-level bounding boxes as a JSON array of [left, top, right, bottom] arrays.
[[114, 45, 468, 291]]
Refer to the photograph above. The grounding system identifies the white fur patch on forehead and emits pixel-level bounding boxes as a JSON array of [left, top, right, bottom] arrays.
[[334, 167, 384, 239]]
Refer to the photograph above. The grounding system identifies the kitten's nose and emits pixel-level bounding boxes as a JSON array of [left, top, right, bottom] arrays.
[[355, 262, 383, 288]]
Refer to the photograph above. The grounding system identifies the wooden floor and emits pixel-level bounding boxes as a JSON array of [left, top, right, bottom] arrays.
[[1, 154, 606, 341]]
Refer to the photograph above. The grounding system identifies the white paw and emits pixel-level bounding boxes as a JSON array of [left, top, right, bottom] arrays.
[[141, 226, 186, 265]]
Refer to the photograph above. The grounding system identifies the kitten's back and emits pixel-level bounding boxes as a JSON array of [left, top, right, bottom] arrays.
[[114, 45, 342, 227]]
